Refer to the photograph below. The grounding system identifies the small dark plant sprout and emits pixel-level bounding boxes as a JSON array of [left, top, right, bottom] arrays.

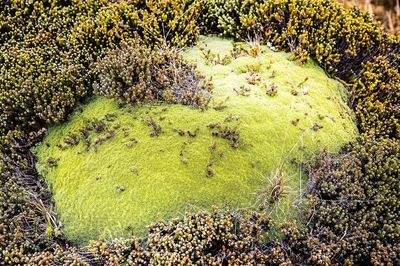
[[63, 132, 80, 147], [216, 54, 232, 65], [257, 168, 287, 207], [83, 138, 91, 151], [79, 126, 90, 140], [129, 165, 139, 175], [230, 42, 246, 58], [94, 130, 115, 146], [46, 157, 60, 168], [199, 44, 232, 65], [146, 117, 162, 137], [207, 122, 220, 129], [116, 185, 125, 193], [209, 123, 240, 148], [104, 113, 117, 122], [246, 71, 261, 85], [91, 119, 107, 133], [247, 38, 262, 57], [199, 45, 213, 62], [112, 123, 121, 130], [179, 141, 192, 164], [292, 118, 300, 126], [126, 137, 138, 148], [187, 128, 200, 138], [224, 114, 240, 122], [175, 127, 200, 138], [234, 85, 251, 96], [176, 129, 186, 136], [55, 144, 67, 150], [206, 163, 214, 177], [122, 127, 130, 137], [265, 83, 278, 97], [311, 123, 323, 131], [246, 62, 262, 73], [206, 142, 223, 177], [125, 224, 133, 233]]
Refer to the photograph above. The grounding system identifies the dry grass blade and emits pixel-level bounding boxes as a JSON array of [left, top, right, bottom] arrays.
[[257, 168, 287, 207]]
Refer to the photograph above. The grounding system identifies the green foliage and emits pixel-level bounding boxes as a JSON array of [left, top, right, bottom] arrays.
[[0, 0, 83, 45], [70, 0, 202, 52], [69, 1, 136, 53], [199, 0, 265, 38], [283, 136, 400, 265], [89, 209, 272, 265], [352, 56, 400, 139], [28, 246, 91, 266], [0, 44, 89, 134], [133, 0, 202, 47], [0, 131, 56, 265]]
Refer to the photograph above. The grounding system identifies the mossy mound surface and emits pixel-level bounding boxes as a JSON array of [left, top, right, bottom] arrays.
[[33, 36, 358, 244]]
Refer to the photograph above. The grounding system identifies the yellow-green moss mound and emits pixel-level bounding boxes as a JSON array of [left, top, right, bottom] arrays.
[[33, 36, 358, 243]]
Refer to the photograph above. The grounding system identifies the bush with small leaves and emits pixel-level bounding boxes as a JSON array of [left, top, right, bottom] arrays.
[[71, 0, 202, 52], [199, 0, 265, 38], [285, 136, 400, 265], [89, 209, 272, 265], [351, 56, 400, 139], [133, 0, 202, 47], [92, 40, 212, 109], [0, 45, 89, 135], [0, 131, 58, 265]]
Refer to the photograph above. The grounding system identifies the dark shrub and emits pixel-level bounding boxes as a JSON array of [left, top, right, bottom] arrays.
[[90, 209, 272, 265], [289, 137, 400, 265], [0, 45, 89, 135], [92, 40, 212, 108]]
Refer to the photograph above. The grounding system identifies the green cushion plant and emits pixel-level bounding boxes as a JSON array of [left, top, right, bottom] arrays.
[[32, 36, 357, 243]]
